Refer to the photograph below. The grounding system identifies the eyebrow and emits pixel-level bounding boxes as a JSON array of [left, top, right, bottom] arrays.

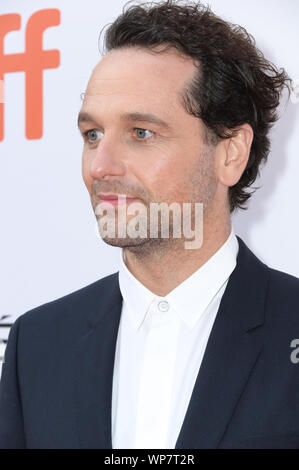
[[77, 110, 172, 131]]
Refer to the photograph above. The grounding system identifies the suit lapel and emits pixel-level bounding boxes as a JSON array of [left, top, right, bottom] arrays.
[[175, 236, 270, 448], [73, 273, 122, 449], [72, 236, 270, 449]]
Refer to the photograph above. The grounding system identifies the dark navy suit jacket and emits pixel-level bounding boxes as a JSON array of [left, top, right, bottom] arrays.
[[1, 236, 299, 449]]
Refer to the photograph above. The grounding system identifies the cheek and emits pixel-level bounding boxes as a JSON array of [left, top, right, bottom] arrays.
[[133, 151, 187, 200], [81, 153, 92, 192], [134, 157, 174, 189]]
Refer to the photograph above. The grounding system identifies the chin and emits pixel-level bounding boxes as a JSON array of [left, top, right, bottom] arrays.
[[100, 236, 150, 248]]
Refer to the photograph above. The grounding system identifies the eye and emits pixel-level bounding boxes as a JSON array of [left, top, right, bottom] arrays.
[[133, 128, 154, 141], [83, 129, 102, 143], [82, 127, 154, 144]]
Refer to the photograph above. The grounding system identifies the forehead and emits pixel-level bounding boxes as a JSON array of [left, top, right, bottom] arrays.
[[83, 46, 197, 115]]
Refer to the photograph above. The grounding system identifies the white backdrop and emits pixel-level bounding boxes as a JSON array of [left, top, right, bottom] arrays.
[[0, 0, 299, 371]]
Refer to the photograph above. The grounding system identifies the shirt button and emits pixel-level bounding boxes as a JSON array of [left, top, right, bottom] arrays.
[[158, 300, 169, 312]]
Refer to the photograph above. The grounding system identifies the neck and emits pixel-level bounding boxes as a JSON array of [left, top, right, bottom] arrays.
[[123, 215, 232, 297]]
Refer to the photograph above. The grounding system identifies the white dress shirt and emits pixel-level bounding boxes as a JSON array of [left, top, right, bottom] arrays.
[[111, 227, 239, 449]]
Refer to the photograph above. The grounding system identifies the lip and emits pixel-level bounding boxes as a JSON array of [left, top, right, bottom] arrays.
[[97, 193, 139, 206], [98, 193, 130, 201], [98, 193, 134, 200]]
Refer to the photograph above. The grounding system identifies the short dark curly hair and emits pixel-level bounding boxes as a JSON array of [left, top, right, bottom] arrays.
[[102, 0, 292, 213]]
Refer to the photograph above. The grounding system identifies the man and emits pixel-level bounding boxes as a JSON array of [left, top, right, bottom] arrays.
[[0, 0, 298, 449]]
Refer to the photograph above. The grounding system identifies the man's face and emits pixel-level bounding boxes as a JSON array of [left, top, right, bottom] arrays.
[[79, 46, 219, 251]]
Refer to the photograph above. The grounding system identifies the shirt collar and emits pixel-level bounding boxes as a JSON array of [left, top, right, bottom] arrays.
[[118, 226, 239, 330], [118, 248, 155, 331]]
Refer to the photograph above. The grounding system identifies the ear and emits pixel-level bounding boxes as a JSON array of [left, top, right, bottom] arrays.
[[216, 123, 254, 187]]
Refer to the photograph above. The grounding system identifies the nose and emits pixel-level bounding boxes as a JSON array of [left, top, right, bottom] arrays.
[[88, 135, 126, 181]]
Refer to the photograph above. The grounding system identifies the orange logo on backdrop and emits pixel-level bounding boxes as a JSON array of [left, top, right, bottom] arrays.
[[0, 9, 60, 141]]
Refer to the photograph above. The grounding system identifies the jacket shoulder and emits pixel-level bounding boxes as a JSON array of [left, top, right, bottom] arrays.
[[15, 272, 119, 335], [267, 266, 299, 324], [268, 266, 299, 294]]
